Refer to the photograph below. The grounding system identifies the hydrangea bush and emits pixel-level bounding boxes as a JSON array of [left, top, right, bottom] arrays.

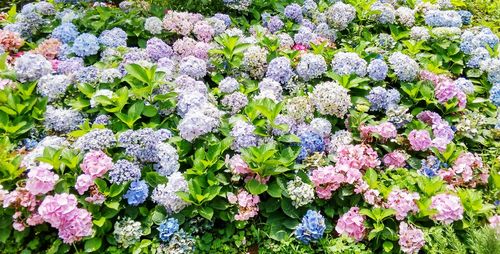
[[0, 0, 499, 253]]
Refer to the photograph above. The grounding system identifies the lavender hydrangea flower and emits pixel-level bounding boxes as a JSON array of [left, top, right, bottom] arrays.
[[99, 27, 127, 48], [230, 119, 258, 151], [293, 26, 317, 47], [72, 33, 100, 57], [371, 2, 396, 24], [367, 59, 388, 81], [326, 2, 356, 30], [222, 92, 248, 114], [284, 3, 303, 22], [152, 172, 189, 214], [296, 53, 327, 81], [178, 104, 222, 142], [155, 143, 180, 177], [14, 53, 52, 82], [109, 160, 142, 184], [146, 37, 173, 61], [396, 7, 415, 27], [367, 86, 400, 111], [179, 56, 206, 79], [267, 16, 284, 34], [331, 52, 367, 77], [73, 128, 116, 151], [266, 57, 293, 84], [219, 77, 240, 93]]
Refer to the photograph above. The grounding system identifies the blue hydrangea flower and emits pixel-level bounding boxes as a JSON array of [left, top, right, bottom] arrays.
[[418, 156, 442, 177], [295, 210, 326, 244], [366, 86, 400, 112], [367, 59, 388, 81], [72, 33, 100, 57], [296, 53, 327, 81], [159, 218, 179, 242], [424, 10, 462, 27], [51, 23, 79, 43], [124, 180, 149, 206], [490, 83, 500, 107], [214, 13, 231, 27], [331, 52, 367, 77], [297, 132, 325, 161], [99, 27, 128, 48], [458, 10, 472, 25]]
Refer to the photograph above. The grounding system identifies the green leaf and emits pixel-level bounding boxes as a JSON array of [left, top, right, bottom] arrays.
[[245, 179, 268, 195], [383, 241, 393, 252], [84, 238, 102, 253], [281, 198, 299, 219], [199, 206, 214, 220], [267, 180, 282, 198]]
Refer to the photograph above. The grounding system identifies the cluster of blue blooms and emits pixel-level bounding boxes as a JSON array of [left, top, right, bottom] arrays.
[[295, 210, 326, 244], [124, 180, 149, 206], [297, 131, 325, 162]]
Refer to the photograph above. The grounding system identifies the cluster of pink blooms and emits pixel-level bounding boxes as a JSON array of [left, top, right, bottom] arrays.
[[335, 207, 366, 241], [420, 70, 466, 109], [226, 154, 269, 184], [192, 20, 215, 42], [172, 37, 212, 59], [439, 152, 488, 187], [162, 10, 203, 36], [311, 144, 380, 199], [25, 164, 59, 195], [430, 193, 464, 224], [38, 193, 93, 243], [360, 122, 397, 142], [414, 110, 455, 152], [488, 215, 500, 233], [0, 29, 24, 52], [384, 189, 420, 220], [3, 188, 42, 231], [408, 130, 432, 151], [75, 150, 113, 195], [383, 150, 408, 168], [227, 190, 260, 221], [311, 164, 362, 199], [398, 222, 425, 254], [33, 38, 61, 60], [336, 144, 381, 170]]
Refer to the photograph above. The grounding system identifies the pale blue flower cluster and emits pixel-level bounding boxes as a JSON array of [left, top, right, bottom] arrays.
[[367, 59, 388, 81], [72, 33, 100, 57], [99, 27, 128, 48], [296, 53, 327, 81], [424, 10, 462, 27], [331, 52, 367, 77], [124, 180, 149, 206], [109, 159, 142, 184]]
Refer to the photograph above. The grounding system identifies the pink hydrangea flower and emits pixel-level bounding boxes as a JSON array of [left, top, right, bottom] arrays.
[[193, 20, 215, 42], [408, 130, 432, 151], [430, 193, 464, 224], [38, 193, 93, 243], [75, 174, 94, 195], [488, 215, 500, 233], [385, 189, 420, 220], [25, 164, 59, 195], [227, 154, 252, 175], [360, 122, 397, 141], [335, 207, 366, 241], [417, 111, 443, 125], [80, 150, 113, 178], [398, 222, 425, 254], [311, 164, 362, 199], [383, 150, 407, 168], [337, 144, 380, 170], [363, 189, 381, 206], [85, 193, 106, 205], [228, 190, 260, 221]]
